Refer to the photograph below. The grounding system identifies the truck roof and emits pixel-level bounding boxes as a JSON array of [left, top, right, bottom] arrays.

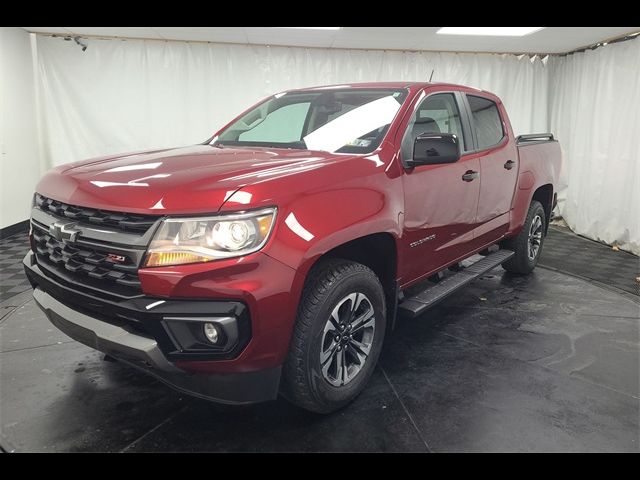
[[292, 81, 480, 91], [287, 81, 496, 99]]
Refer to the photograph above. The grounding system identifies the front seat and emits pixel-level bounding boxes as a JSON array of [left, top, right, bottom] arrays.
[[412, 116, 441, 137], [402, 116, 441, 160]]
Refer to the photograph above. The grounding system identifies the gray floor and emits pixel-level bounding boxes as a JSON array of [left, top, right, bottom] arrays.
[[1, 265, 638, 452], [541, 226, 639, 296]]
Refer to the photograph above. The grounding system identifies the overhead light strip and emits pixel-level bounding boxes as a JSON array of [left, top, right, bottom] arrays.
[[276, 27, 341, 31], [437, 27, 544, 37]]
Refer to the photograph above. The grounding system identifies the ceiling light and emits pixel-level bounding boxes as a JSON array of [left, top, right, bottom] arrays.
[[277, 27, 341, 30], [437, 27, 544, 37]]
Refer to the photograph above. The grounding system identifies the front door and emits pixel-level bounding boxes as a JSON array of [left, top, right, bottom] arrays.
[[398, 92, 480, 285]]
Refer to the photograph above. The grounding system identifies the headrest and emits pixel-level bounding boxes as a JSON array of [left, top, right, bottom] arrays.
[[413, 116, 441, 133]]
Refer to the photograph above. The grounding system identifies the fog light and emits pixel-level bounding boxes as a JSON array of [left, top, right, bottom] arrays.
[[203, 323, 219, 344]]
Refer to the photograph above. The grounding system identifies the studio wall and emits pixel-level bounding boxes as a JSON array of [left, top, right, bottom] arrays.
[[549, 39, 640, 255], [34, 36, 549, 167], [0, 28, 41, 230]]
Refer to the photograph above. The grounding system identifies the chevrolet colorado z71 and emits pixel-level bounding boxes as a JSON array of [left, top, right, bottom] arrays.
[[24, 82, 561, 413]]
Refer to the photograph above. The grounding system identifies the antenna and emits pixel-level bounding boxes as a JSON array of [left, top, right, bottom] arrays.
[[429, 69, 435, 82]]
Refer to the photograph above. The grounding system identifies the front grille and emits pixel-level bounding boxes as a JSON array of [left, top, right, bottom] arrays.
[[32, 224, 143, 298], [35, 193, 158, 234]]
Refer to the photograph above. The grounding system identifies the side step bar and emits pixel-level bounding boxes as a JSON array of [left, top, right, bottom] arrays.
[[398, 249, 514, 318]]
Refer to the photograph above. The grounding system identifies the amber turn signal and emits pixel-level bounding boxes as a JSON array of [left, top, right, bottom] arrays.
[[145, 251, 213, 267]]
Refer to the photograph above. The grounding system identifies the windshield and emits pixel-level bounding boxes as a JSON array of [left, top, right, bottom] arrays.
[[213, 88, 408, 154]]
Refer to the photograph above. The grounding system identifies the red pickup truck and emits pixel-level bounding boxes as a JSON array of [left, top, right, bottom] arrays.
[[24, 82, 561, 413]]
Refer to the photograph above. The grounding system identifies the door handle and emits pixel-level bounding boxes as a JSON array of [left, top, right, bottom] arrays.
[[504, 160, 516, 170], [462, 170, 479, 182]]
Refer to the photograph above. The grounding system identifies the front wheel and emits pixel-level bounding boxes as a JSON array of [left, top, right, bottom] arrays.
[[281, 259, 386, 414], [502, 200, 546, 274]]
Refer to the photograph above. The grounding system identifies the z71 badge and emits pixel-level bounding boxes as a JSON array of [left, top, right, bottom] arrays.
[[106, 253, 127, 263]]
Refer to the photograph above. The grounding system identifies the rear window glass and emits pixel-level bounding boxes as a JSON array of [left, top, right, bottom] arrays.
[[467, 95, 504, 149]]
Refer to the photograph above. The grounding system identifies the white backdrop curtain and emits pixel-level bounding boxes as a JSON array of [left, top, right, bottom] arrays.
[[34, 35, 549, 167], [33, 34, 639, 254], [548, 39, 640, 255]]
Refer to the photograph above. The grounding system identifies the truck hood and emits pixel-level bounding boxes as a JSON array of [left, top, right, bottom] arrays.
[[36, 145, 344, 215]]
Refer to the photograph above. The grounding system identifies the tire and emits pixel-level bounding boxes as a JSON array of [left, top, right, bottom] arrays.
[[281, 258, 387, 414], [502, 200, 546, 274]]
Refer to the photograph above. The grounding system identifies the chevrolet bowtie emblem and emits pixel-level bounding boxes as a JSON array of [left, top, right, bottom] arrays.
[[49, 221, 81, 243]]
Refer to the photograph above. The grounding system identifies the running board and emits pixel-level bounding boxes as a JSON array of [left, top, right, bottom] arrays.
[[398, 249, 514, 318]]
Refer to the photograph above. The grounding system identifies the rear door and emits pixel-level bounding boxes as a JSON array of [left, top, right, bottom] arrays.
[[464, 94, 519, 247]]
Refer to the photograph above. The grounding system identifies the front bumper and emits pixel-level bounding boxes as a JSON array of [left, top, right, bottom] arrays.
[[32, 287, 281, 404], [25, 253, 281, 404]]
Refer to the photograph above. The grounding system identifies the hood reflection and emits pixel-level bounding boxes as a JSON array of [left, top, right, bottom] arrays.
[[90, 173, 171, 188]]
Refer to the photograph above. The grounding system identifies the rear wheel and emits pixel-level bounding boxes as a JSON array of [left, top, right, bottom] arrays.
[[502, 200, 546, 274], [281, 259, 386, 414]]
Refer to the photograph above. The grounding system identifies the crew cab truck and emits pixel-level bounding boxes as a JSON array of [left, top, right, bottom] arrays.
[[24, 82, 561, 413]]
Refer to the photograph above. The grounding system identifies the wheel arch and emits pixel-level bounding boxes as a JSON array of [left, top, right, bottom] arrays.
[[531, 183, 554, 233], [303, 232, 400, 331], [509, 182, 555, 237]]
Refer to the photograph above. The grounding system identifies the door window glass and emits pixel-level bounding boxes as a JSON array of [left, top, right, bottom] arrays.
[[401, 93, 465, 161], [467, 95, 504, 149]]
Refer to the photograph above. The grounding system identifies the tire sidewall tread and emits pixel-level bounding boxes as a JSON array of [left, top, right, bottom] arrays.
[[281, 258, 386, 414], [502, 200, 546, 274]]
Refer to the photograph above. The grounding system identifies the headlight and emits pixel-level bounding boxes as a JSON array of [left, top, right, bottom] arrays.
[[144, 208, 276, 267]]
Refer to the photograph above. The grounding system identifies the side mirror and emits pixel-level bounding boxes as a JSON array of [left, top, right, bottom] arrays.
[[408, 133, 460, 167]]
